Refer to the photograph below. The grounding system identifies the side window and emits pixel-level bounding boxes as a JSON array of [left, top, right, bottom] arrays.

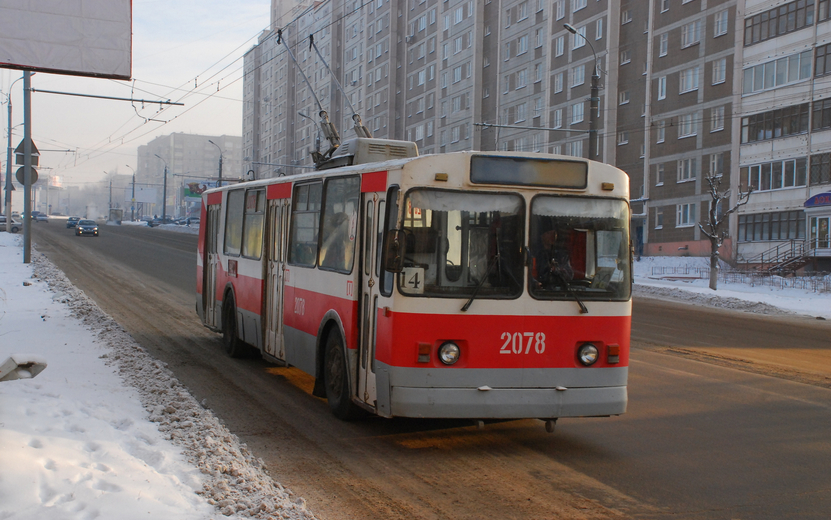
[[319, 176, 361, 272], [289, 182, 323, 267], [242, 189, 265, 259], [380, 186, 399, 296], [223, 189, 245, 256]]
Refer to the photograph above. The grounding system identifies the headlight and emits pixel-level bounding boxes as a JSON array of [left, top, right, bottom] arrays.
[[577, 343, 599, 366], [438, 342, 460, 365]]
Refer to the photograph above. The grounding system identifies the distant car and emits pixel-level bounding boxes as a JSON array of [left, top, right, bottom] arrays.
[[33, 213, 48, 223], [147, 217, 176, 227], [0, 216, 22, 233], [66, 216, 81, 228], [75, 219, 99, 237]]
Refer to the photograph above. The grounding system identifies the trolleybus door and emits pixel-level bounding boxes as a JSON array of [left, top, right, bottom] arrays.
[[358, 192, 382, 407], [264, 198, 289, 360], [204, 205, 221, 328]]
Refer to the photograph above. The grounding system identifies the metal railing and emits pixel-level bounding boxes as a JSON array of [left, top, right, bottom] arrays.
[[648, 266, 831, 293]]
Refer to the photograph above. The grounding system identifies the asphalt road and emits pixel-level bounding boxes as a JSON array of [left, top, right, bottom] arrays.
[[32, 221, 831, 519]]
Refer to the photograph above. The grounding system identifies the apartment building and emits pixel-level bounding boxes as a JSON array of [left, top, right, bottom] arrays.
[[242, 0, 831, 267], [737, 0, 831, 270]]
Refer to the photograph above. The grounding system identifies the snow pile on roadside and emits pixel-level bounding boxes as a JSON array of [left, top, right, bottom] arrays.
[[632, 284, 794, 315], [30, 250, 316, 520], [633, 256, 831, 319]]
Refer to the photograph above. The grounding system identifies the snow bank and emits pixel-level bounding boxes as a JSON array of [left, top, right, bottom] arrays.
[[0, 232, 316, 520]]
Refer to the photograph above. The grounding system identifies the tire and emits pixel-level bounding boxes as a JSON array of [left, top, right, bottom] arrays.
[[222, 297, 248, 358], [324, 332, 364, 420], [11, 226, 19, 233]]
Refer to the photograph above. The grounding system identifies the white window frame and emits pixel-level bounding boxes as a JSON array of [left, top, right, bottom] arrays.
[[710, 106, 725, 132], [659, 33, 668, 57], [679, 113, 696, 138], [681, 20, 701, 48], [657, 76, 666, 100], [678, 157, 697, 181], [679, 66, 699, 94], [714, 10, 728, 37], [712, 58, 726, 85], [676, 203, 696, 227], [571, 102, 584, 124]]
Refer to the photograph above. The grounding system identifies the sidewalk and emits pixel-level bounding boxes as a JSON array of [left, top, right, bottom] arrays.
[[0, 233, 315, 520]]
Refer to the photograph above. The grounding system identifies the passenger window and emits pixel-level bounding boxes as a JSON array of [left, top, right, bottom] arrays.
[[223, 189, 245, 256], [289, 183, 322, 267], [242, 190, 265, 259], [319, 176, 360, 272]]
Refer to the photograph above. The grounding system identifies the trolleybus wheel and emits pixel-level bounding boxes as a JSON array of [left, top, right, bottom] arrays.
[[222, 297, 248, 358], [324, 332, 364, 420]]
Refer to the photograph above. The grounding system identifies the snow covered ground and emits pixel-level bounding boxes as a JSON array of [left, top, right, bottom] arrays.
[[0, 232, 315, 520], [633, 255, 831, 319], [1, 227, 829, 520]]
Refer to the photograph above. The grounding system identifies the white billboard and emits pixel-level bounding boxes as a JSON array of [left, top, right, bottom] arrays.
[[0, 0, 132, 79], [124, 186, 157, 204]]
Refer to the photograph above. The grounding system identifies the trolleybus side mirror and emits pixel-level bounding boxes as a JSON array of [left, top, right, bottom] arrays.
[[384, 229, 407, 273]]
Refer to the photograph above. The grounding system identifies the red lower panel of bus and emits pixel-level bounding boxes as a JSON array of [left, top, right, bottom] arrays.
[[283, 285, 360, 352], [375, 311, 630, 370]]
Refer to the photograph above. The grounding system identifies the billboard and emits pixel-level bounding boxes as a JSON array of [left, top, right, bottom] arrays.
[[0, 0, 132, 79], [124, 186, 157, 204], [183, 179, 216, 202]]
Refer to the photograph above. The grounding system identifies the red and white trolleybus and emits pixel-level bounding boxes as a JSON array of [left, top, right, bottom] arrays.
[[196, 138, 632, 426]]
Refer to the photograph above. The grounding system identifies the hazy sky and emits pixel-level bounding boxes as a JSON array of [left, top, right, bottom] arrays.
[[0, 0, 271, 189]]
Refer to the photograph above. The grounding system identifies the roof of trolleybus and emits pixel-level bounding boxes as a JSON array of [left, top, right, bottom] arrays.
[[202, 151, 629, 198]]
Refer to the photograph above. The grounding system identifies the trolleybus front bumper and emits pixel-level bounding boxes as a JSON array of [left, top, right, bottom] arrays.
[[376, 364, 628, 419]]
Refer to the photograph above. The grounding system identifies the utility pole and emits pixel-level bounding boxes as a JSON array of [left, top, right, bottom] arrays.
[[564, 24, 601, 161], [155, 154, 168, 221], [208, 139, 223, 187], [125, 164, 135, 221], [23, 71, 32, 264]]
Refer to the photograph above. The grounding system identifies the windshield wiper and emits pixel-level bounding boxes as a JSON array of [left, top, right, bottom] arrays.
[[461, 254, 498, 312], [553, 271, 589, 314]]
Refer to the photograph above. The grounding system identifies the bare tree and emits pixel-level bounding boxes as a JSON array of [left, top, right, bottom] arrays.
[[699, 174, 752, 290]]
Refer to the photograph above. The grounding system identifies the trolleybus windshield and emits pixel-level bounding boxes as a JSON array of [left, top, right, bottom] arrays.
[[529, 196, 630, 301], [399, 189, 525, 298]]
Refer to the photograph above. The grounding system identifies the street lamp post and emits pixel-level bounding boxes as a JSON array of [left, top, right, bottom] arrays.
[[154, 154, 168, 221], [4, 75, 24, 233], [208, 139, 223, 187], [564, 24, 601, 161], [125, 165, 136, 221]]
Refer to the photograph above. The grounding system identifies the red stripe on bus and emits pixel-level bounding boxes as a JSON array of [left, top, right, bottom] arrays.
[[375, 311, 630, 370], [361, 171, 387, 193], [215, 268, 264, 314], [207, 192, 222, 206], [283, 285, 359, 351], [267, 183, 292, 200]]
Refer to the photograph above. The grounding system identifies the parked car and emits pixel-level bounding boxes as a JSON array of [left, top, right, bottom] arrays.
[[0, 216, 22, 233], [147, 217, 176, 227], [66, 216, 81, 228], [75, 219, 99, 237]]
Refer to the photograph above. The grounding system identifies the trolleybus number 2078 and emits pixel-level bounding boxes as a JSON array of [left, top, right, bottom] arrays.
[[196, 147, 632, 429]]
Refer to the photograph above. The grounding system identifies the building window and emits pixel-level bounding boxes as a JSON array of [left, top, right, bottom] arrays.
[[555, 36, 564, 56], [517, 69, 528, 88], [657, 120, 666, 143], [814, 98, 831, 130], [709, 153, 725, 176], [817, 44, 831, 77], [712, 58, 727, 85], [809, 152, 831, 185], [741, 103, 809, 143], [738, 211, 806, 242], [741, 158, 808, 191], [659, 33, 668, 57], [679, 66, 699, 93], [744, 51, 812, 93], [657, 76, 666, 100], [619, 90, 630, 105], [620, 49, 631, 65], [553, 108, 563, 128], [744, 0, 816, 47], [554, 72, 563, 93], [660, 0, 669, 12], [714, 9, 729, 37], [571, 65, 585, 87], [535, 63, 543, 82], [681, 20, 702, 48], [621, 10, 632, 24], [571, 102, 584, 124], [656, 163, 665, 185], [678, 157, 697, 181], [676, 203, 696, 227], [518, 35, 528, 55], [617, 131, 629, 145], [556, 0, 564, 20], [710, 106, 725, 132], [596, 18, 603, 40], [516, 102, 527, 122], [536, 28, 544, 48], [572, 26, 586, 49], [655, 207, 664, 229], [566, 139, 583, 157], [573, 0, 587, 12], [679, 113, 697, 138]]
